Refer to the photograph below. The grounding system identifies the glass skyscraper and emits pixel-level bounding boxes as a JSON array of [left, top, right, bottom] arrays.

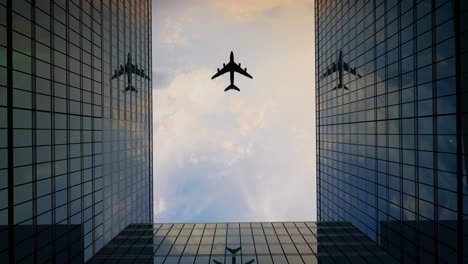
[[0, 0, 153, 262], [315, 0, 467, 263], [4, 0, 468, 263], [87, 222, 397, 263]]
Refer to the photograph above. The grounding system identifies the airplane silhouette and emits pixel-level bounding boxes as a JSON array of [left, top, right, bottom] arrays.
[[111, 52, 150, 93], [212, 247, 255, 264], [212, 51, 253, 92], [226, 247, 241, 254], [321, 50, 362, 90]]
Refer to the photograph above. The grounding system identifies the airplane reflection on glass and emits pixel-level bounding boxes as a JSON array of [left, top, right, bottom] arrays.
[[321, 50, 361, 90], [111, 52, 150, 93]]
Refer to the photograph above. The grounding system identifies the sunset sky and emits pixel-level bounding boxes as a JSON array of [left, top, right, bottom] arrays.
[[152, 0, 316, 222]]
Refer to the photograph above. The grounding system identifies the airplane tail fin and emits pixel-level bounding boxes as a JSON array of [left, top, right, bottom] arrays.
[[124, 86, 138, 93], [224, 84, 240, 92]]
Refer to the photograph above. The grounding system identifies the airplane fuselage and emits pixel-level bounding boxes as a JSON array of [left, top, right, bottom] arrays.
[[229, 52, 235, 85], [337, 51, 343, 88], [127, 54, 132, 87]]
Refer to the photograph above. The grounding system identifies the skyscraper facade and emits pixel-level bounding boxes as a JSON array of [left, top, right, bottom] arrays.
[[0, 0, 153, 262], [87, 222, 397, 263], [315, 0, 467, 263]]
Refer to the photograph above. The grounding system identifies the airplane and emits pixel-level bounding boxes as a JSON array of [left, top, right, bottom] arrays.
[[213, 247, 255, 264], [321, 50, 362, 90], [111, 52, 150, 93], [212, 51, 253, 92]]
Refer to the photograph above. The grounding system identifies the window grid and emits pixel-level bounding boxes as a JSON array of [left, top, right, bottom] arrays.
[[315, 0, 464, 263], [1, 0, 152, 262], [88, 222, 398, 263]]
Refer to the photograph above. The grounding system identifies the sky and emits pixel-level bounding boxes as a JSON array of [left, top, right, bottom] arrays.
[[152, 0, 316, 223]]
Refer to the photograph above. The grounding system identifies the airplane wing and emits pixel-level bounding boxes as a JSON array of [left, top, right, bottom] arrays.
[[321, 62, 337, 78], [111, 65, 125, 79], [212, 260, 223, 264], [130, 64, 151, 79], [232, 63, 253, 79], [211, 63, 231, 79], [144, 69, 151, 79], [226, 247, 241, 254], [343, 62, 362, 78], [212, 61, 253, 79]]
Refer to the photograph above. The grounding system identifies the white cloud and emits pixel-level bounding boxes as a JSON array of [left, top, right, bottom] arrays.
[[235, 101, 273, 136], [161, 16, 192, 46], [290, 126, 315, 142], [153, 0, 316, 222], [212, 0, 312, 21], [154, 198, 167, 215], [222, 141, 234, 150]]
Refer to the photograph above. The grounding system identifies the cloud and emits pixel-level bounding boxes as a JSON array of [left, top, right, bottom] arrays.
[[153, 68, 228, 170], [212, 0, 311, 21], [238, 105, 267, 135], [152, 70, 175, 89], [152, 0, 316, 223], [231, 100, 273, 135], [290, 126, 314, 142], [154, 198, 167, 215], [222, 141, 234, 151], [159, 114, 175, 137], [161, 16, 191, 46], [153, 65, 316, 222]]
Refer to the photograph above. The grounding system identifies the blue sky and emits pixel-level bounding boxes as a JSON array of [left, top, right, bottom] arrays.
[[152, 0, 316, 222]]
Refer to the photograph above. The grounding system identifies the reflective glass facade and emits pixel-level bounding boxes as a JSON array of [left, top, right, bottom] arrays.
[[315, 0, 467, 263], [88, 222, 397, 263], [0, 0, 153, 262]]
